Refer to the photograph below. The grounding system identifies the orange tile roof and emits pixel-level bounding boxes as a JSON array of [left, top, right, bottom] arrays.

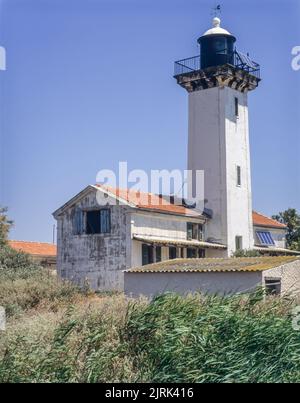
[[252, 211, 287, 229], [96, 185, 201, 217], [8, 240, 57, 256]]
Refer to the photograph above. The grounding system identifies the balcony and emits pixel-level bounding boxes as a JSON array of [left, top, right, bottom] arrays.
[[174, 50, 260, 79]]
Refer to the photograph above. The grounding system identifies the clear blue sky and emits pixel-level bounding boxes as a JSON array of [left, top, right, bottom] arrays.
[[0, 0, 300, 243]]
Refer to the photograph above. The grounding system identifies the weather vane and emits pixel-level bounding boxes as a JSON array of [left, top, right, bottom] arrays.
[[211, 3, 221, 18]]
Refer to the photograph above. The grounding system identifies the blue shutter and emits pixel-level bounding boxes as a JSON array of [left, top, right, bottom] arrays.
[[100, 209, 111, 233], [73, 209, 83, 235]]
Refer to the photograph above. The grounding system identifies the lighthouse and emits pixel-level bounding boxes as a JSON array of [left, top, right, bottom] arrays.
[[174, 17, 261, 257]]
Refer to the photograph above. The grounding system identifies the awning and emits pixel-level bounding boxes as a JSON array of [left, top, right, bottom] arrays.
[[254, 246, 300, 255], [132, 235, 227, 250]]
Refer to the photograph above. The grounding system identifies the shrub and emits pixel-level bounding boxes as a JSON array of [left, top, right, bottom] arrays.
[[0, 245, 80, 317], [232, 249, 261, 257]]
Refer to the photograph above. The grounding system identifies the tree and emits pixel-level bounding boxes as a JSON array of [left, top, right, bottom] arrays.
[[0, 206, 13, 246], [272, 208, 300, 251]]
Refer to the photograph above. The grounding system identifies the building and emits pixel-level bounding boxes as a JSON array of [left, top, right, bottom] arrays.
[[53, 17, 299, 292], [8, 240, 57, 269], [124, 257, 300, 298]]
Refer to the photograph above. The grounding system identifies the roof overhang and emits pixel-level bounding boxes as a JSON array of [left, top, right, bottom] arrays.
[[132, 235, 227, 250], [254, 246, 300, 255]]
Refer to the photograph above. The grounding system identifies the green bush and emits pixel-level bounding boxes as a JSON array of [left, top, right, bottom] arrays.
[[232, 249, 261, 257]]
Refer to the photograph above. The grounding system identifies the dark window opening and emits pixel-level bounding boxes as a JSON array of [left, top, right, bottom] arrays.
[[235, 97, 239, 117], [169, 247, 177, 260], [198, 249, 205, 258], [155, 246, 162, 263], [142, 244, 154, 266], [265, 279, 281, 296], [237, 166, 241, 187], [187, 248, 197, 258], [86, 211, 101, 234], [86, 209, 111, 234]]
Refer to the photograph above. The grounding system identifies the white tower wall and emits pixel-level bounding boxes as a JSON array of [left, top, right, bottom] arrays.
[[188, 86, 254, 256]]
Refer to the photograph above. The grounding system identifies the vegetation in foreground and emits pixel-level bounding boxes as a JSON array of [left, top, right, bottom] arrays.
[[1, 206, 300, 383], [1, 250, 300, 383]]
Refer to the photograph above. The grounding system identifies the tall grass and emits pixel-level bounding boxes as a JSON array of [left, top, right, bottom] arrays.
[[1, 290, 300, 383], [1, 246, 300, 382], [123, 293, 300, 383]]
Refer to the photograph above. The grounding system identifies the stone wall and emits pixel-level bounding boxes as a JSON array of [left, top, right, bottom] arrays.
[[56, 189, 131, 291]]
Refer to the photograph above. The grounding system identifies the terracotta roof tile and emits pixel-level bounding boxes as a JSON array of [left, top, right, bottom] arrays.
[[8, 241, 57, 256], [252, 211, 287, 229], [96, 185, 201, 217]]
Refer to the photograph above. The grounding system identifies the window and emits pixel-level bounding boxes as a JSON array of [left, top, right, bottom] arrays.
[[237, 166, 241, 187], [235, 97, 239, 117], [265, 279, 281, 296], [86, 211, 101, 234], [73, 208, 83, 235], [256, 231, 275, 246], [198, 249, 205, 258], [187, 223, 193, 240], [169, 247, 177, 260], [235, 236, 243, 251], [155, 246, 162, 263], [187, 248, 197, 258], [86, 209, 111, 234], [142, 244, 154, 266], [187, 223, 204, 241]]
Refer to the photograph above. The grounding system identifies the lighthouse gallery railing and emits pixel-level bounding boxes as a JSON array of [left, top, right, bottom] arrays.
[[174, 50, 260, 79]]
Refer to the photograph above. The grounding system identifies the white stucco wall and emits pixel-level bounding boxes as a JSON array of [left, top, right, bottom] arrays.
[[253, 225, 286, 249], [131, 211, 204, 240], [188, 86, 254, 256], [124, 271, 262, 298]]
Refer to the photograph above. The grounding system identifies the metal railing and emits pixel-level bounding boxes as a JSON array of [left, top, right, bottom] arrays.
[[174, 50, 260, 79]]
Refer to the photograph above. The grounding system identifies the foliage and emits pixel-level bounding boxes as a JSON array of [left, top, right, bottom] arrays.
[[0, 207, 13, 246], [123, 293, 300, 383], [0, 245, 80, 317], [232, 249, 261, 257], [1, 288, 300, 383], [272, 208, 300, 251]]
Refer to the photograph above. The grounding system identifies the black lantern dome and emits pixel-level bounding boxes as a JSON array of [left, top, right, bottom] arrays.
[[198, 17, 236, 69]]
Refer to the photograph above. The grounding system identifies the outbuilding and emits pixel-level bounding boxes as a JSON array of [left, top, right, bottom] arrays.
[[124, 257, 300, 298]]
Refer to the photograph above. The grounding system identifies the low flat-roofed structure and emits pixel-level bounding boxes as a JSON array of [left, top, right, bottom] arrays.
[[124, 257, 300, 298]]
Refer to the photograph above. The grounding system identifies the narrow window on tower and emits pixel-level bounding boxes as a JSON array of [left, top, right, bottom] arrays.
[[237, 165, 241, 187], [235, 236, 243, 251], [235, 97, 239, 117]]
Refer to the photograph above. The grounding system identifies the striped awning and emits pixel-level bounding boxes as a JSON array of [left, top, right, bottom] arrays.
[[132, 235, 227, 250]]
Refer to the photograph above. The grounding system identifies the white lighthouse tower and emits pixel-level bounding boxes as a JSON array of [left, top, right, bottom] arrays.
[[175, 17, 261, 257]]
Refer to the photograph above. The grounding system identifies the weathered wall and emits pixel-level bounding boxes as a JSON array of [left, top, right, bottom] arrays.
[[56, 189, 131, 291], [263, 260, 300, 296], [124, 271, 262, 298]]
